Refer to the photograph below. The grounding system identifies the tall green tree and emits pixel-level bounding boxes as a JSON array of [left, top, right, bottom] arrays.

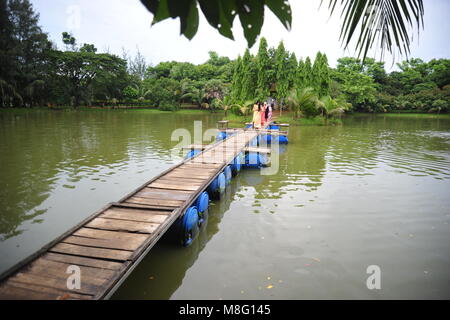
[[274, 41, 289, 105], [318, 53, 331, 97], [239, 49, 256, 103], [296, 58, 306, 89], [287, 52, 298, 90], [2, 0, 52, 107], [255, 37, 271, 101], [303, 57, 313, 88], [49, 50, 127, 107], [230, 55, 243, 103], [311, 52, 323, 93]]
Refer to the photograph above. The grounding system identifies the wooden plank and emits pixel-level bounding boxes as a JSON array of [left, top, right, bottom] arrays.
[[126, 196, 184, 208], [111, 202, 174, 212], [85, 217, 158, 234], [165, 170, 213, 176], [244, 147, 272, 154], [189, 159, 226, 164], [8, 272, 101, 296], [140, 187, 193, 201], [156, 176, 207, 184], [169, 170, 216, 177], [49, 243, 133, 261], [0, 283, 69, 300], [191, 158, 226, 164], [63, 235, 143, 251], [162, 173, 212, 181], [148, 182, 200, 191], [25, 258, 115, 283], [182, 162, 222, 169], [111, 202, 176, 212], [100, 207, 168, 224], [2, 281, 92, 300], [73, 228, 148, 242], [153, 178, 204, 186], [42, 252, 124, 271]]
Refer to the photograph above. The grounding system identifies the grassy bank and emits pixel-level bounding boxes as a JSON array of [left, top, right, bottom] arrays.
[[366, 112, 450, 119], [0, 106, 216, 115]]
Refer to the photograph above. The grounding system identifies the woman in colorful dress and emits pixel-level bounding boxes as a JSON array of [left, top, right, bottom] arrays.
[[267, 103, 273, 123], [252, 102, 261, 129], [260, 102, 266, 127]]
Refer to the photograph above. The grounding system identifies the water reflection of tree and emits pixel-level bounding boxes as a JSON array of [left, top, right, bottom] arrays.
[[247, 126, 330, 199], [112, 180, 240, 300]]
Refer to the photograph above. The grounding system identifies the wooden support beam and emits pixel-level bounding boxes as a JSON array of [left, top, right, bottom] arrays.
[[217, 120, 229, 130], [244, 147, 271, 154]]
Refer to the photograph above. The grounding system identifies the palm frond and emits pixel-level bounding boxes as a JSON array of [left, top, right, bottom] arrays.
[[323, 0, 424, 60]]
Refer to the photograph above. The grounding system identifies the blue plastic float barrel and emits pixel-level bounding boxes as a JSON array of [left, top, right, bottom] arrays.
[[216, 131, 227, 141], [248, 137, 258, 147], [278, 135, 289, 144], [224, 165, 232, 185], [195, 191, 209, 213], [207, 172, 226, 200], [175, 206, 200, 247], [260, 134, 271, 145], [185, 149, 201, 159], [231, 152, 243, 175], [245, 152, 268, 168], [194, 192, 209, 226]]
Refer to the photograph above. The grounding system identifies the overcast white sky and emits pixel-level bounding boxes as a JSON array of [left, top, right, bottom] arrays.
[[31, 0, 450, 70]]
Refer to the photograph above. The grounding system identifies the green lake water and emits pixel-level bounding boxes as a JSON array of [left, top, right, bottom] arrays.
[[0, 110, 449, 299]]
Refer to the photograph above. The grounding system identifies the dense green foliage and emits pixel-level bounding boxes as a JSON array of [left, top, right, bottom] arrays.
[[331, 57, 450, 113], [228, 37, 449, 116], [0, 0, 233, 110], [0, 0, 448, 115]]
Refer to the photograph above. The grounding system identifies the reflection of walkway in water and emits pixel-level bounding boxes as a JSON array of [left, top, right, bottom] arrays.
[[112, 179, 240, 300]]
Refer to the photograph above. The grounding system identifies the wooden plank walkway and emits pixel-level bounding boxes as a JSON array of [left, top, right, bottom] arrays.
[[0, 128, 262, 300]]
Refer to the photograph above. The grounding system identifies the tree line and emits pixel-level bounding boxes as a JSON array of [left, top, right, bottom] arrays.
[[0, 0, 448, 115], [228, 38, 450, 118]]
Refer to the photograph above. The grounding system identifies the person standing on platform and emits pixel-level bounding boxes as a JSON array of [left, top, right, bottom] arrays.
[[261, 102, 267, 127], [265, 103, 272, 123], [252, 102, 262, 129]]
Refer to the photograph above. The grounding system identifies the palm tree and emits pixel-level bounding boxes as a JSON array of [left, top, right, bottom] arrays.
[[230, 100, 255, 117], [324, 0, 424, 59], [287, 87, 318, 119]]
